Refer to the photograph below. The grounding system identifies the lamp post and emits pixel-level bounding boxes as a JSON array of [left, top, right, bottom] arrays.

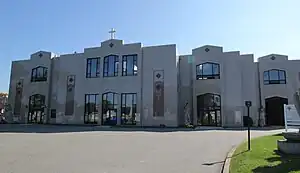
[[245, 101, 252, 151]]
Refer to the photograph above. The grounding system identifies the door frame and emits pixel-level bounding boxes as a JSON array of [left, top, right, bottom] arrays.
[[265, 96, 288, 126], [197, 93, 222, 127], [27, 94, 46, 124]]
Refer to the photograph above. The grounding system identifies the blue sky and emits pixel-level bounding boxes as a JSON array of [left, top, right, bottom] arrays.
[[0, 0, 299, 92]]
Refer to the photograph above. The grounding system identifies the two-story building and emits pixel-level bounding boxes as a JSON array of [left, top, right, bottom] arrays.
[[7, 36, 300, 127]]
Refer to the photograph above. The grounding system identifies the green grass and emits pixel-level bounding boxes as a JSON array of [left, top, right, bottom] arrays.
[[230, 134, 300, 173]]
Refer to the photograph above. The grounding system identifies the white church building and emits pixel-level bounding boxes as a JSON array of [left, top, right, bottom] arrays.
[[7, 33, 300, 127]]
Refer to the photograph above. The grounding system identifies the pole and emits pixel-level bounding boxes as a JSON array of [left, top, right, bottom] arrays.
[[247, 106, 251, 151]]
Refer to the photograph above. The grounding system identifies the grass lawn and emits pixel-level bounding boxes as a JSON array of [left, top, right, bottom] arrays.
[[230, 134, 300, 173]]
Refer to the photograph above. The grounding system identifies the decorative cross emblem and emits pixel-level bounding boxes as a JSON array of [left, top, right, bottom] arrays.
[[156, 73, 161, 79], [271, 56, 276, 60], [38, 53, 43, 58], [109, 43, 114, 48], [205, 48, 210, 52], [109, 28, 116, 39]]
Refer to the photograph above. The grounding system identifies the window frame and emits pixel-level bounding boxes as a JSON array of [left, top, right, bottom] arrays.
[[86, 58, 100, 78], [196, 62, 220, 80], [263, 69, 287, 85], [84, 94, 99, 124], [122, 54, 138, 76], [102, 92, 118, 125], [121, 93, 137, 125], [29, 94, 46, 110], [103, 55, 119, 77], [31, 66, 48, 82]]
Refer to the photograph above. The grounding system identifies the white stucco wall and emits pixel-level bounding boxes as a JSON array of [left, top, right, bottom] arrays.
[[7, 39, 300, 127], [186, 46, 259, 127], [141, 44, 178, 127], [8, 51, 53, 123], [51, 39, 143, 124], [258, 54, 300, 109]]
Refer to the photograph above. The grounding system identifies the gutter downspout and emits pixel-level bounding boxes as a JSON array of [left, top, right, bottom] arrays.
[[257, 62, 263, 127], [46, 57, 55, 124], [140, 48, 144, 127]]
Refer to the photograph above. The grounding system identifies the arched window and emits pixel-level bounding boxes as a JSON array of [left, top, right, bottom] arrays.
[[29, 94, 46, 110], [103, 55, 119, 77], [263, 69, 286, 84], [197, 93, 221, 126], [102, 92, 118, 125], [196, 62, 220, 80], [31, 66, 48, 82]]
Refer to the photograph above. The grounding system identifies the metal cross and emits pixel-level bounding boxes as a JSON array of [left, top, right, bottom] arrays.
[[109, 28, 116, 39]]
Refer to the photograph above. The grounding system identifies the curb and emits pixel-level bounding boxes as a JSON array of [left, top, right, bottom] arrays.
[[222, 146, 237, 173]]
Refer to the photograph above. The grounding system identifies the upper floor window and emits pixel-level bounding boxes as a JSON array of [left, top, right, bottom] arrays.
[[263, 69, 286, 85], [31, 66, 48, 82], [196, 62, 220, 80], [122, 54, 138, 76], [86, 58, 100, 78], [103, 55, 119, 77]]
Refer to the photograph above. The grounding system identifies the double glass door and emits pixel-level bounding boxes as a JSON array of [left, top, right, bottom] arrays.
[[28, 94, 45, 124], [197, 93, 222, 126], [102, 109, 117, 125], [28, 110, 44, 124], [198, 110, 221, 126]]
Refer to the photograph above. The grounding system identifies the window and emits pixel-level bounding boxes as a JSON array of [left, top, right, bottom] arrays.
[[86, 58, 100, 78], [197, 93, 221, 126], [121, 93, 137, 125], [102, 92, 118, 125], [84, 94, 99, 124], [31, 66, 48, 82], [263, 69, 286, 85], [103, 55, 119, 77], [50, 109, 56, 118], [122, 54, 138, 76], [29, 94, 46, 110], [196, 62, 220, 80]]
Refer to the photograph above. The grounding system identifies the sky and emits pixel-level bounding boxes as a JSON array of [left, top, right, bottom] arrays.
[[0, 0, 300, 92]]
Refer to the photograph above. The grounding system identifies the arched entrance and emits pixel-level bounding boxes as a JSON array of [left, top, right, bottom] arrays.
[[28, 94, 46, 124], [197, 93, 221, 126], [265, 96, 288, 126]]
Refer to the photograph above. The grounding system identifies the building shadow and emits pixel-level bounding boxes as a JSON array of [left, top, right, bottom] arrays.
[[0, 124, 284, 134], [252, 150, 300, 173]]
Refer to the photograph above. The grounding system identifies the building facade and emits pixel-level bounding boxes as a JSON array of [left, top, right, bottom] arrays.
[[7, 38, 300, 127]]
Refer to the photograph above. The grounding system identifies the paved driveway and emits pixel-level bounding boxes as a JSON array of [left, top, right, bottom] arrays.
[[0, 126, 283, 173]]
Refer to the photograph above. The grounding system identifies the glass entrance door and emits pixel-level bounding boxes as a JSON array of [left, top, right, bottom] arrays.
[[102, 109, 117, 125], [28, 110, 44, 123], [28, 94, 46, 124], [198, 110, 221, 126], [197, 93, 222, 126], [102, 92, 118, 126]]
